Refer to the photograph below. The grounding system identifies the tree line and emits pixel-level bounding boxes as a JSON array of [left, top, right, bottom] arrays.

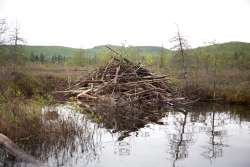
[[30, 52, 65, 64]]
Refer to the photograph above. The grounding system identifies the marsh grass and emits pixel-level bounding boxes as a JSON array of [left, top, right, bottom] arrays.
[[177, 68, 250, 104], [0, 101, 102, 164], [0, 67, 70, 103]]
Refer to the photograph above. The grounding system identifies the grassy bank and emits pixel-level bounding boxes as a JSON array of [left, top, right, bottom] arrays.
[[0, 64, 90, 103], [0, 65, 97, 161], [1, 62, 249, 104], [0, 72, 62, 103], [176, 68, 250, 104]]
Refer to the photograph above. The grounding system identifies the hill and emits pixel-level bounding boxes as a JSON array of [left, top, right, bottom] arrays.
[[187, 42, 250, 68], [190, 42, 250, 57], [23, 45, 172, 59], [1, 42, 249, 65]]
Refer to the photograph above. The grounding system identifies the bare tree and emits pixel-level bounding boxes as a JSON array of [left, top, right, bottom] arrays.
[[207, 40, 217, 99], [9, 21, 25, 62], [0, 18, 8, 44], [170, 24, 190, 91]]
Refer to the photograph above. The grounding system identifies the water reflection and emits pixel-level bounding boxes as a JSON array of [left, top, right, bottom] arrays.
[[114, 141, 132, 156], [162, 104, 250, 167], [80, 103, 167, 141], [0, 103, 250, 167], [42, 106, 104, 167], [201, 105, 228, 162], [166, 110, 194, 167]]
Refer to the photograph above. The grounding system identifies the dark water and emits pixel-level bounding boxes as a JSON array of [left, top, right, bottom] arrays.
[[1, 103, 250, 167]]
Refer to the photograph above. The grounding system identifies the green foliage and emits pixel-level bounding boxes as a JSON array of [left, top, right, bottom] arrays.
[[23, 45, 79, 59], [66, 50, 88, 66], [186, 42, 250, 70], [144, 53, 153, 65], [166, 42, 250, 104], [95, 51, 112, 65], [0, 45, 26, 64], [0, 46, 10, 64]]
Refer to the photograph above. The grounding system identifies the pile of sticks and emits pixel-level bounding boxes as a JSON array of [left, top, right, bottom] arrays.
[[62, 57, 181, 107], [58, 56, 196, 135]]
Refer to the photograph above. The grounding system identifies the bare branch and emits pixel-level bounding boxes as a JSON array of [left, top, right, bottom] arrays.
[[9, 23, 25, 45], [0, 18, 8, 44], [170, 24, 190, 90]]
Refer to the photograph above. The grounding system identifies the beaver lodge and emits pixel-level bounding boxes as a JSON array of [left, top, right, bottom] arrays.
[[59, 55, 193, 139]]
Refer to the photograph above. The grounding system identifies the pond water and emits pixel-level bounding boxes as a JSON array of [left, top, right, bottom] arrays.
[[1, 103, 250, 167]]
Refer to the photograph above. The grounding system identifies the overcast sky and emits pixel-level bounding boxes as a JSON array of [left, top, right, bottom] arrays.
[[0, 0, 250, 48]]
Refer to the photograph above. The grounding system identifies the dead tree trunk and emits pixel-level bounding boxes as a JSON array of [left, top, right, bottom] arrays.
[[213, 53, 217, 99], [0, 133, 43, 166], [170, 24, 189, 94]]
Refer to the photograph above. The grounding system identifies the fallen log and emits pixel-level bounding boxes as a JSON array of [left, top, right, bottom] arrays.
[[0, 133, 43, 166]]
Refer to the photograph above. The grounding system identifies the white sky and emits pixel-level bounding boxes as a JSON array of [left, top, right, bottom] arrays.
[[0, 0, 250, 48]]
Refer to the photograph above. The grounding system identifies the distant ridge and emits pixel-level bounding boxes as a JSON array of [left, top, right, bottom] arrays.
[[21, 41, 250, 58]]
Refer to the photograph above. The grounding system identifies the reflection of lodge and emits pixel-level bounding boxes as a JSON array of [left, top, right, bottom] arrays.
[[167, 111, 194, 166], [113, 127, 152, 156], [114, 140, 132, 156]]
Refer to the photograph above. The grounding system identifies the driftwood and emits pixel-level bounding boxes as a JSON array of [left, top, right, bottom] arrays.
[[0, 133, 43, 166]]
